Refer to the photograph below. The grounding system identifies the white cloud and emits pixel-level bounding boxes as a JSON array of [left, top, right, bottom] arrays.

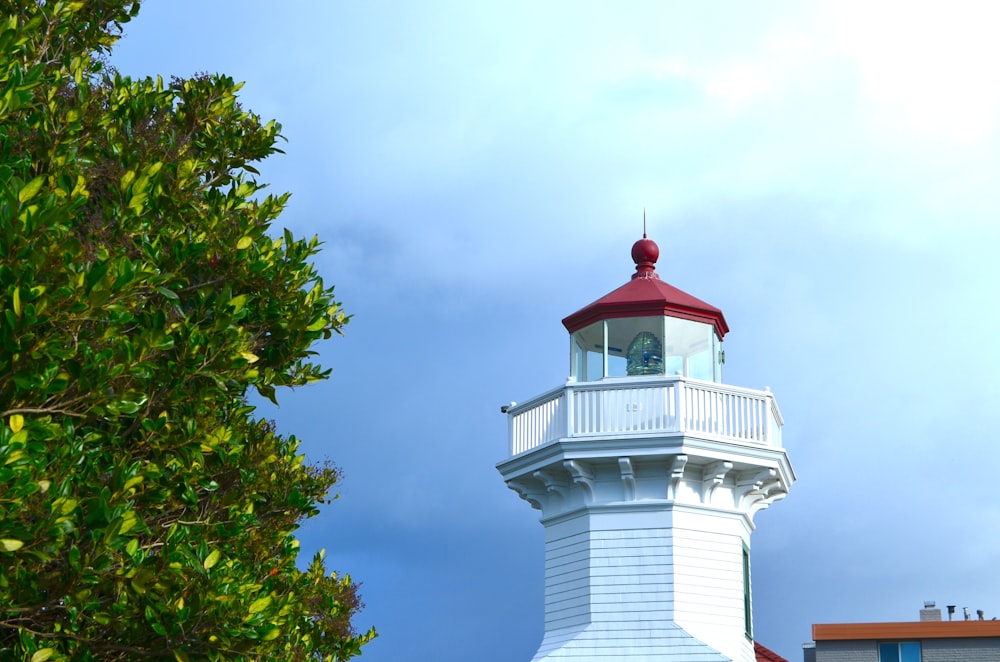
[[824, 0, 1000, 143]]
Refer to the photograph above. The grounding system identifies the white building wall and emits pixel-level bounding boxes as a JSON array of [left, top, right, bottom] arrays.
[[543, 515, 591, 633], [588, 509, 674, 627], [534, 507, 733, 661], [672, 507, 753, 662]]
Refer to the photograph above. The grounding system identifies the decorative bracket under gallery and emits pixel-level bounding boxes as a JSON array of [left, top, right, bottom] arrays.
[[734, 468, 777, 509], [564, 460, 595, 504], [744, 478, 787, 515], [618, 457, 636, 502], [701, 460, 733, 504], [506, 478, 545, 510], [533, 469, 572, 502], [667, 454, 688, 500]]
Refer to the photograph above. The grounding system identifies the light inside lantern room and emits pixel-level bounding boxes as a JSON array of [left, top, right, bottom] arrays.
[[570, 315, 722, 382], [626, 331, 663, 376]]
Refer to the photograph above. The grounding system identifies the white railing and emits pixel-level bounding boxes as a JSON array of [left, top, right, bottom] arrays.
[[508, 376, 783, 456]]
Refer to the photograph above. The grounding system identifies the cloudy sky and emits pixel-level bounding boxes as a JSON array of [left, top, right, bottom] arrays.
[[112, 2, 1000, 659]]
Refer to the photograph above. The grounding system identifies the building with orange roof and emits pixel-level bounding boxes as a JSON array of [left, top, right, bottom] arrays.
[[805, 603, 1000, 661]]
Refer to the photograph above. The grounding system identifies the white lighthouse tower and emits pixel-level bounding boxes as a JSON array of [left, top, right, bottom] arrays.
[[497, 235, 795, 661]]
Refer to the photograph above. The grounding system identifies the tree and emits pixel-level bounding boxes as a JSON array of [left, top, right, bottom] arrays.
[[0, 1, 374, 659]]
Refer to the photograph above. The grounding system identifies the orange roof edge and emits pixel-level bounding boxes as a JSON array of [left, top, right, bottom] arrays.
[[813, 621, 1000, 641], [754, 641, 790, 662]]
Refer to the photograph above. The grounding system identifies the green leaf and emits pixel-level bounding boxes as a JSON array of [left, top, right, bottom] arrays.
[[53, 497, 78, 515], [70, 174, 88, 197], [248, 595, 272, 614], [177, 158, 197, 180], [118, 511, 138, 535], [236, 236, 253, 250], [203, 549, 221, 570], [0, 539, 24, 552], [9, 414, 23, 432], [228, 294, 249, 312], [18, 175, 44, 203], [128, 191, 147, 212], [155, 286, 179, 300], [30, 649, 54, 662], [115, 400, 141, 414], [256, 383, 278, 405]]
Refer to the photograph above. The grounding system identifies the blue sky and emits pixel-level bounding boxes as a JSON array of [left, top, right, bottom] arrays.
[[112, 2, 1000, 660]]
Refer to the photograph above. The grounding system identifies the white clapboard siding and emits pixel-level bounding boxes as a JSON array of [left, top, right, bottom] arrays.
[[672, 513, 754, 662]]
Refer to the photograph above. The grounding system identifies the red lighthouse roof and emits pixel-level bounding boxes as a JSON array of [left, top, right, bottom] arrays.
[[561, 235, 730, 339]]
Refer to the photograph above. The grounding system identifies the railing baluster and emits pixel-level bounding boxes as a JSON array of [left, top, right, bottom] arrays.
[[735, 394, 742, 438], [585, 389, 592, 434], [737, 393, 744, 438], [675, 381, 683, 432], [765, 394, 773, 444], [745, 395, 752, 440], [712, 389, 720, 435], [722, 392, 730, 437], [610, 389, 616, 433], [754, 396, 761, 442]]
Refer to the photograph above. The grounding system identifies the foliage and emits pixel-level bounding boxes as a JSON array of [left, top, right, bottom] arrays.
[[0, 1, 373, 659]]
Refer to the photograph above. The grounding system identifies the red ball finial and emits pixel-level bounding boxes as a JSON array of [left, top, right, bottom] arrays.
[[631, 234, 659, 280]]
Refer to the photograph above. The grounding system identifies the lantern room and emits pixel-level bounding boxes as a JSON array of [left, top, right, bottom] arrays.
[[561, 234, 729, 382]]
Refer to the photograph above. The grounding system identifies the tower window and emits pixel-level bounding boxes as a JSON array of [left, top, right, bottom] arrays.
[[743, 544, 752, 639]]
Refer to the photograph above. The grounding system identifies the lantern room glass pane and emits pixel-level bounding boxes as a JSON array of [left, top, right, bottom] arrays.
[[606, 316, 664, 377], [570, 316, 722, 382], [688, 348, 713, 380], [571, 322, 605, 381], [663, 316, 720, 382]]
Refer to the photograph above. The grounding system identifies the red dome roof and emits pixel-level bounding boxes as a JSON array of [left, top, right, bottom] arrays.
[[561, 236, 729, 339]]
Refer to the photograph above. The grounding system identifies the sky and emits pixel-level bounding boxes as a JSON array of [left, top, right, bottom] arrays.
[[111, 2, 1000, 660]]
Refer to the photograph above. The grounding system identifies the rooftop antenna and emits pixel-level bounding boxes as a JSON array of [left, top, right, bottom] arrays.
[[643, 208, 647, 238]]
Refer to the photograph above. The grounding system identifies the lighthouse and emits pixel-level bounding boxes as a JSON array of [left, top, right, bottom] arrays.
[[497, 235, 795, 661]]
